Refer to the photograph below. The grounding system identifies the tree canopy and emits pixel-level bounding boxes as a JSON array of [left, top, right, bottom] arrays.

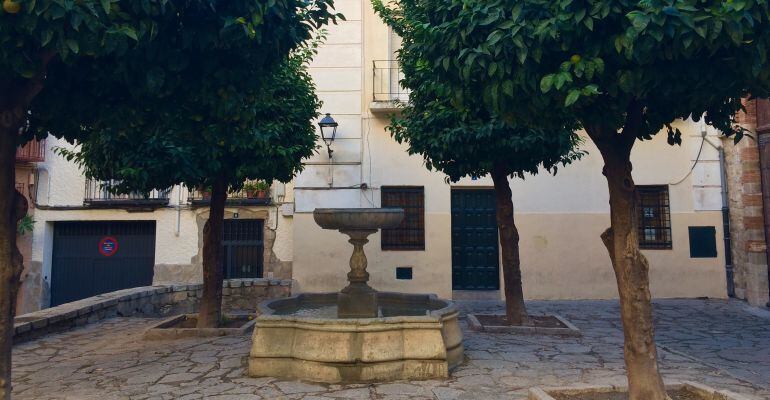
[[389, 100, 583, 181], [374, 0, 770, 142], [26, 1, 340, 190], [48, 43, 322, 192], [5, 0, 339, 145]]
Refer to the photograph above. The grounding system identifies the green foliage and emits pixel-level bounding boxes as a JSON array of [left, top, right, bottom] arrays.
[[243, 180, 270, 192], [373, 0, 770, 142], [376, 0, 583, 181], [3, 0, 341, 144], [16, 214, 34, 235], [1, 0, 143, 79], [387, 76, 584, 181], [50, 44, 324, 192], [390, 103, 584, 181], [27, 2, 340, 192]]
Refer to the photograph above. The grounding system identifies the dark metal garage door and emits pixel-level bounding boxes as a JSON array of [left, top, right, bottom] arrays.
[[51, 221, 156, 306], [451, 189, 500, 290]]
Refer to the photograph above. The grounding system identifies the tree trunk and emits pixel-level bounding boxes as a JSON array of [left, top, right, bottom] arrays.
[[491, 163, 529, 326], [0, 114, 27, 400], [592, 132, 669, 400], [197, 178, 228, 328]]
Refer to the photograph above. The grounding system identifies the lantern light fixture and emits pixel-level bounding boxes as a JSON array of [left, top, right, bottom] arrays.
[[318, 113, 338, 158]]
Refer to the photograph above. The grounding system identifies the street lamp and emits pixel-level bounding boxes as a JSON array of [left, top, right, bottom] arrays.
[[318, 113, 338, 159]]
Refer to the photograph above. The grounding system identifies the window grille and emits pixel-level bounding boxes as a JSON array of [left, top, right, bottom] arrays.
[[638, 185, 672, 249], [381, 187, 425, 250]]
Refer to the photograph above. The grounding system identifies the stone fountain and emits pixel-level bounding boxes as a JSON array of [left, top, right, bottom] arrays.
[[248, 208, 463, 383]]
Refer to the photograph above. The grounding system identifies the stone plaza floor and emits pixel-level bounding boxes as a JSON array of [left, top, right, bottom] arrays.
[[11, 299, 770, 400]]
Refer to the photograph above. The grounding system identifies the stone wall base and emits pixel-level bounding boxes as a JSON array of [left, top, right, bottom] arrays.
[[13, 278, 292, 343]]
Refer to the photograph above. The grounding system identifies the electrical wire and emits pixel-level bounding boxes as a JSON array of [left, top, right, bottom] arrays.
[[669, 133, 706, 186], [362, 115, 377, 207]]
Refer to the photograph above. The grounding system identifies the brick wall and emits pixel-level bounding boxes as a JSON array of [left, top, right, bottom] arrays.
[[723, 99, 770, 306]]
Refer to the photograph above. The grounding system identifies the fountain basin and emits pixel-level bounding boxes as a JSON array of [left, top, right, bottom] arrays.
[[248, 292, 464, 383], [313, 208, 404, 230]]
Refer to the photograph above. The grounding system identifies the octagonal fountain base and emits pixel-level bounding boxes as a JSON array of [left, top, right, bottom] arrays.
[[248, 292, 464, 383]]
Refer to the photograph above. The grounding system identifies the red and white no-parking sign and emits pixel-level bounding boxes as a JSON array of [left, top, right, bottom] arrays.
[[98, 236, 119, 257]]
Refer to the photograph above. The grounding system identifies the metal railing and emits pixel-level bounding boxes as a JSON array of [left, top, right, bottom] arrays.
[[187, 180, 271, 206], [373, 60, 410, 103], [16, 139, 46, 163], [84, 179, 171, 207]]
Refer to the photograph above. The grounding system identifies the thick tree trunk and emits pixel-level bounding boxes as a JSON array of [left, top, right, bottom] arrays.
[[197, 178, 228, 328], [592, 132, 669, 400], [491, 163, 528, 326], [1, 55, 53, 400], [0, 114, 27, 400]]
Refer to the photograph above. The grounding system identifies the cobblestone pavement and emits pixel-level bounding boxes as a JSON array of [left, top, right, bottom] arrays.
[[11, 299, 770, 400]]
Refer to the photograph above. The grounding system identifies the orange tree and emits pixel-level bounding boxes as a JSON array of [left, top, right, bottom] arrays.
[[388, 107, 583, 325], [47, 44, 326, 329], [1, 0, 338, 397], [372, 6, 583, 323], [1, 1, 147, 396], [374, 0, 770, 398]]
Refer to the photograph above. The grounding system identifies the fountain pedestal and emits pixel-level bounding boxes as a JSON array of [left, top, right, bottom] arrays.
[[313, 208, 405, 318], [338, 229, 378, 318]]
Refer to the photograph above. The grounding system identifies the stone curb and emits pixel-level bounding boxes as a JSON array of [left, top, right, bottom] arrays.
[[467, 313, 582, 337], [527, 381, 755, 400], [13, 278, 291, 343], [143, 314, 257, 340]]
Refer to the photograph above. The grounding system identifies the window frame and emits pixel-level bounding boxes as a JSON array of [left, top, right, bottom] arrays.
[[637, 185, 673, 250], [381, 186, 425, 251]]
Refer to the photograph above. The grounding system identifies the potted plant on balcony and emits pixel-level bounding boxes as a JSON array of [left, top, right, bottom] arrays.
[[198, 185, 212, 200], [244, 181, 270, 199]]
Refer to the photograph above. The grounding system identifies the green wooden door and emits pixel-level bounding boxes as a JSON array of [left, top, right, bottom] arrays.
[[451, 189, 500, 290]]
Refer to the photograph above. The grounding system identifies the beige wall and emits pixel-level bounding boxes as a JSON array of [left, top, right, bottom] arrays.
[[292, 206, 727, 301]]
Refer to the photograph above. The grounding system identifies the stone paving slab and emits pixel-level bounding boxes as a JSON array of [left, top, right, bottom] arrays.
[[11, 299, 770, 400]]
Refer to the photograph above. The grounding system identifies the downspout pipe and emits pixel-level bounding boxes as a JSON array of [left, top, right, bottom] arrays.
[[718, 146, 735, 297], [704, 136, 735, 297]]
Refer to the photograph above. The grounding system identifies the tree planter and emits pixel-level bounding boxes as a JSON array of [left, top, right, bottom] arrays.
[[528, 382, 754, 400], [143, 313, 256, 340], [467, 313, 581, 337]]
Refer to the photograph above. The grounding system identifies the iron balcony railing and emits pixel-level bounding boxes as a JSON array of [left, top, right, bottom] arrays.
[[84, 179, 171, 208], [373, 60, 410, 103], [187, 180, 271, 207], [16, 139, 46, 163]]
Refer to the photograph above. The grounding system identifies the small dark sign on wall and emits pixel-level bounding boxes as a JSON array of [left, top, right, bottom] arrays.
[[688, 226, 717, 258], [396, 266, 413, 280]]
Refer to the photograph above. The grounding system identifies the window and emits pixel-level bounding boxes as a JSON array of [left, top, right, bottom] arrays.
[[381, 187, 425, 250], [638, 185, 672, 249]]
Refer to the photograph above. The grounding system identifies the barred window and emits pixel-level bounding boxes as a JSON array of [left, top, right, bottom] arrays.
[[381, 187, 425, 250], [638, 185, 672, 249]]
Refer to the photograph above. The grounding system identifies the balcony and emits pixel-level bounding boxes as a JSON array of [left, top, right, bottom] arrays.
[[371, 60, 410, 114], [16, 139, 46, 163], [84, 179, 170, 209], [187, 181, 272, 207]]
